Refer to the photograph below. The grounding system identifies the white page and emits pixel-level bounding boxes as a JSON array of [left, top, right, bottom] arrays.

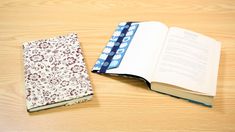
[[107, 22, 168, 82], [152, 27, 221, 96]]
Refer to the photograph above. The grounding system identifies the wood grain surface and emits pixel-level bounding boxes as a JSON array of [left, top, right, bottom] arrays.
[[0, 0, 234, 131]]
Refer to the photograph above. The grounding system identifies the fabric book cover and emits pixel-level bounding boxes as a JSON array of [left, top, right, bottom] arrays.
[[22, 33, 93, 112]]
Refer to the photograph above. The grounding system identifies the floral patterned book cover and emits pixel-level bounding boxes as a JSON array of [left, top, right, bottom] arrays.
[[22, 33, 93, 112]]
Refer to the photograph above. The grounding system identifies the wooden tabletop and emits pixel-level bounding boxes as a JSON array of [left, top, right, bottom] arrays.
[[0, 0, 234, 131]]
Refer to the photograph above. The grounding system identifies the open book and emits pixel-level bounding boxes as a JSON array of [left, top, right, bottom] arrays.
[[92, 21, 221, 106]]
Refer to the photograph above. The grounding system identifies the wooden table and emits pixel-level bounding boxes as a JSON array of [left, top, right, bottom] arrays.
[[0, 0, 234, 131]]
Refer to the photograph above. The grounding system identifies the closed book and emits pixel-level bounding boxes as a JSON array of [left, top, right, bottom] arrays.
[[23, 33, 93, 112]]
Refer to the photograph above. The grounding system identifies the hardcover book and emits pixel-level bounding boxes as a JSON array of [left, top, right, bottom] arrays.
[[23, 33, 93, 112], [92, 21, 221, 106]]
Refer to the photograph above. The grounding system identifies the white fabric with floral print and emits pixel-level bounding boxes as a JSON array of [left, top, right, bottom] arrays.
[[23, 33, 93, 112]]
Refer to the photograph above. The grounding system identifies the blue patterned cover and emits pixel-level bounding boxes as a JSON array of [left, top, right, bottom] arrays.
[[92, 22, 139, 72]]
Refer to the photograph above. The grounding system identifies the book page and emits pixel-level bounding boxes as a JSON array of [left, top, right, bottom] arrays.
[[152, 27, 221, 96], [107, 22, 168, 82]]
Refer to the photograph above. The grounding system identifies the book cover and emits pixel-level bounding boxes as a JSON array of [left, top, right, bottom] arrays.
[[23, 33, 93, 112]]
